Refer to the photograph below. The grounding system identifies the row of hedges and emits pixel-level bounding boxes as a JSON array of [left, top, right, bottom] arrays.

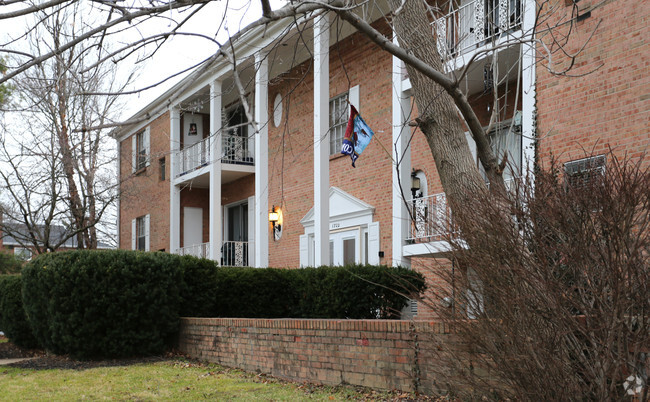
[[0, 275, 38, 348], [210, 265, 425, 319], [2, 250, 424, 359]]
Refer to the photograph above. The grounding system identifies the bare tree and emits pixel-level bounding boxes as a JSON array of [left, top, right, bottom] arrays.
[[419, 154, 649, 400], [0, 5, 131, 251]]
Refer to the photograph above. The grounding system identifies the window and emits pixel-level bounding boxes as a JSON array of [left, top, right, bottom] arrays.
[[329, 92, 349, 155], [136, 132, 147, 169], [131, 127, 150, 173], [159, 157, 166, 181], [489, 123, 522, 182], [564, 155, 606, 188], [14, 247, 32, 261], [136, 216, 146, 251], [131, 214, 149, 251]]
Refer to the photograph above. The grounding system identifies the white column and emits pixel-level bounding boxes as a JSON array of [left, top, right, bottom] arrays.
[[521, 0, 537, 182], [392, 42, 412, 268], [254, 52, 269, 268], [169, 107, 181, 253], [313, 14, 330, 267], [209, 80, 223, 263]]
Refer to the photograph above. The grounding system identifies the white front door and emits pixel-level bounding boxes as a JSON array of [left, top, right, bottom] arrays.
[[183, 207, 203, 247], [329, 229, 361, 266]]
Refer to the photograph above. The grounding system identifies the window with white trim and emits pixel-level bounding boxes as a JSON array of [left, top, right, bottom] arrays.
[[329, 92, 348, 155], [131, 214, 150, 251], [14, 247, 33, 261], [131, 127, 150, 173]]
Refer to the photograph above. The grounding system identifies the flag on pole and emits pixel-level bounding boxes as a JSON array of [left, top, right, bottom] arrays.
[[340, 105, 375, 167]]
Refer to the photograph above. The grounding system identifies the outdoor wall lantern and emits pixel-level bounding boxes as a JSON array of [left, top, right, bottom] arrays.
[[411, 169, 421, 200], [269, 206, 282, 241]]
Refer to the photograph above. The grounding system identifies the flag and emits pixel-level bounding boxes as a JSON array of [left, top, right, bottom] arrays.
[[340, 105, 375, 167]]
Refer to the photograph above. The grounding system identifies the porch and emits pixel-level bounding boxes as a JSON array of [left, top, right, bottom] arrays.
[[178, 240, 250, 267]]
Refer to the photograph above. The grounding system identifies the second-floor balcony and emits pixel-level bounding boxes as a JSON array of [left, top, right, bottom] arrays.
[[433, 0, 522, 61], [406, 178, 519, 244], [176, 132, 255, 177], [407, 192, 456, 243]]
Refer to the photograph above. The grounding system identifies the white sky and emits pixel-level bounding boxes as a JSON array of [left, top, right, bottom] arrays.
[[0, 0, 287, 119]]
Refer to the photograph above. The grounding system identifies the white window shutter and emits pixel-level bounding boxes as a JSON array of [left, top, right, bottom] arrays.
[[131, 219, 136, 250], [144, 214, 150, 251], [349, 85, 360, 111], [247, 195, 255, 267], [299, 234, 309, 268], [144, 126, 151, 167], [368, 221, 380, 265], [131, 136, 137, 173]]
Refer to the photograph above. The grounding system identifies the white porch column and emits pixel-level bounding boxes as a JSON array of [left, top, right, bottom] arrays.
[[313, 13, 330, 267], [209, 80, 223, 263], [169, 107, 181, 253], [521, 0, 537, 180], [392, 44, 412, 268], [254, 52, 269, 268]]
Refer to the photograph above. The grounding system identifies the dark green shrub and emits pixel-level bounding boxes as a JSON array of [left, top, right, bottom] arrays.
[[178, 255, 219, 317], [21, 250, 183, 359], [299, 265, 425, 319], [0, 275, 39, 348], [207, 265, 425, 319], [0, 252, 23, 275]]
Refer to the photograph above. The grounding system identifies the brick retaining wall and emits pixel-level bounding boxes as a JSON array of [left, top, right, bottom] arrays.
[[178, 318, 455, 394]]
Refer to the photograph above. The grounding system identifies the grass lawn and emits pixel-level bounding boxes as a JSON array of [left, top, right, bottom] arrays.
[[0, 359, 404, 401]]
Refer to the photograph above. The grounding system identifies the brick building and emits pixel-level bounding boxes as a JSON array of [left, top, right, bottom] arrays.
[[112, 0, 649, 318]]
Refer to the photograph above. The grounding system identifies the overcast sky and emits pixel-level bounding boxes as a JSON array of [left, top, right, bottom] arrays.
[[0, 0, 287, 119]]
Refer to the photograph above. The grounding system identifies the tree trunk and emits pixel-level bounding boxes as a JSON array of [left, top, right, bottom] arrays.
[[388, 0, 504, 213]]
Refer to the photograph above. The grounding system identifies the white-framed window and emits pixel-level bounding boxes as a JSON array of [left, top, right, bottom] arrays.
[[466, 113, 522, 186], [131, 214, 150, 251], [328, 85, 360, 156], [14, 247, 33, 261], [564, 155, 606, 188], [131, 126, 150, 173], [329, 92, 349, 155]]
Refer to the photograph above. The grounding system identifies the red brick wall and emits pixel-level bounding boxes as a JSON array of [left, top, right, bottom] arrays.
[[222, 175, 254, 206], [119, 112, 171, 252], [267, 21, 397, 267], [536, 0, 650, 167], [178, 317, 456, 394]]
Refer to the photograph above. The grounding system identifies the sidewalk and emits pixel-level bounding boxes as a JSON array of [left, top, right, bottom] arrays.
[[0, 357, 35, 365]]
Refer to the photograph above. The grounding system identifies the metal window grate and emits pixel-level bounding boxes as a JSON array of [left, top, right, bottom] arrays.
[[410, 299, 418, 314], [564, 155, 606, 188], [329, 93, 349, 155]]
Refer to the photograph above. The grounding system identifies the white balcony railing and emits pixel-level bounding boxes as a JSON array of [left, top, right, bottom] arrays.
[[222, 133, 254, 165], [433, 0, 522, 60], [406, 179, 520, 243], [407, 192, 456, 242], [179, 137, 210, 176], [178, 242, 210, 258], [221, 240, 249, 267]]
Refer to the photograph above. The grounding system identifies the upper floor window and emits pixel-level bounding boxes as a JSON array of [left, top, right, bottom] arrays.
[[329, 92, 348, 155], [159, 157, 166, 181], [131, 127, 150, 173], [488, 122, 522, 183]]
